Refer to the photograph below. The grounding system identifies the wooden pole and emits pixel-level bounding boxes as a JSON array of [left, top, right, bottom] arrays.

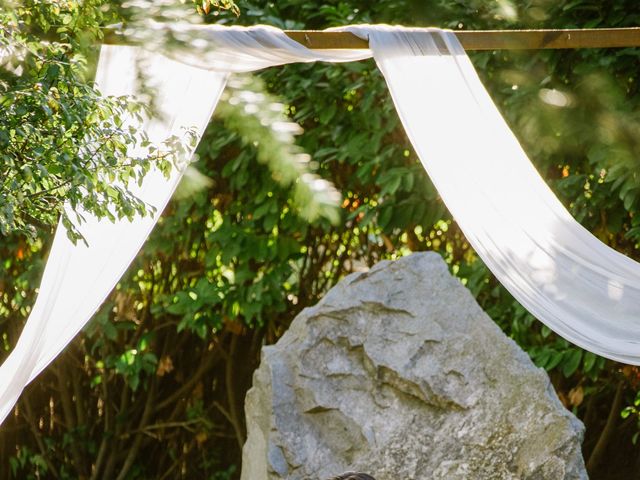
[[104, 27, 640, 50], [285, 27, 640, 50]]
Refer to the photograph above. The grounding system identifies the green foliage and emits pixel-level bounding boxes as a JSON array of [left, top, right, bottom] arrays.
[[3, 0, 640, 479], [215, 75, 341, 223], [622, 390, 640, 445], [9, 446, 49, 480], [194, 0, 240, 16], [0, 1, 180, 242]]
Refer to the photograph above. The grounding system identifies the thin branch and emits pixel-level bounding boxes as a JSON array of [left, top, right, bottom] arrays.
[[155, 341, 223, 412], [115, 378, 157, 480], [21, 396, 60, 479], [587, 380, 625, 474], [225, 334, 245, 452]]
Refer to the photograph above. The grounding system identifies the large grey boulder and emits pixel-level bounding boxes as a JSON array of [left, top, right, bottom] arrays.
[[241, 252, 587, 480]]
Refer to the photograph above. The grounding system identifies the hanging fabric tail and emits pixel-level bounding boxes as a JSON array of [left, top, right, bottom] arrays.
[[0, 45, 227, 424], [351, 25, 640, 363]]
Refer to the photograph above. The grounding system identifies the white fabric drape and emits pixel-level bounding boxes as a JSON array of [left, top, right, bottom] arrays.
[[357, 26, 640, 363], [3, 23, 640, 425], [0, 45, 228, 424]]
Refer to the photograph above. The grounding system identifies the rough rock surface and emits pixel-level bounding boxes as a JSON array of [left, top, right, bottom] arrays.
[[241, 252, 587, 480]]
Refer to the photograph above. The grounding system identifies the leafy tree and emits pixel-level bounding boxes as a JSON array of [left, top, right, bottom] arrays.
[[0, 1, 179, 242], [2, 0, 640, 479]]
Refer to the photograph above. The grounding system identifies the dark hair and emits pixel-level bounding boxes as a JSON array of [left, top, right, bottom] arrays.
[[327, 473, 376, 480]]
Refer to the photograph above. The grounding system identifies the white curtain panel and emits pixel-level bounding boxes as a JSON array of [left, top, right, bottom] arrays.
[[3, 23, 640, 425], [355, 26, 640, 364], [0, 45, 228, 424]]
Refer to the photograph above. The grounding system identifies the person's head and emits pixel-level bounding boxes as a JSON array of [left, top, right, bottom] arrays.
[[328, 473, 376, 480]]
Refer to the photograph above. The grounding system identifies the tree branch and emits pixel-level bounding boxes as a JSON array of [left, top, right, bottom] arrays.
[[587, 380, 625, 474]]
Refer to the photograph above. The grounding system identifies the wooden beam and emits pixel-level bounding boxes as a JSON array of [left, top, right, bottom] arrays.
[[455, 27, 640, 50], [285, 31, 369, 49], [284, 28, 640, 50], [104, 27, 640, 51]]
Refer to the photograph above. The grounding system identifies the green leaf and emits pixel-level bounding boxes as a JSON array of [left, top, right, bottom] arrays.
[[562, 350, 583, 377], [583, 351, 597, 372], [546, 351, 564, 371]]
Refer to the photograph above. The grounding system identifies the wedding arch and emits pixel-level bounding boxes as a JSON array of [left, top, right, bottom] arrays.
[[2, 24, 640, 425]]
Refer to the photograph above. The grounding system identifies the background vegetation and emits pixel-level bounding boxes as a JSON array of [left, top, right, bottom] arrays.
[[2, 0, 640, 478]]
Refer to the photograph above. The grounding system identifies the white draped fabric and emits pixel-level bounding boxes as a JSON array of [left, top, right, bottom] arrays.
[[0, 45, 228, 423], [361, 27, 640, 364], [3, 23, 640, 424]]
